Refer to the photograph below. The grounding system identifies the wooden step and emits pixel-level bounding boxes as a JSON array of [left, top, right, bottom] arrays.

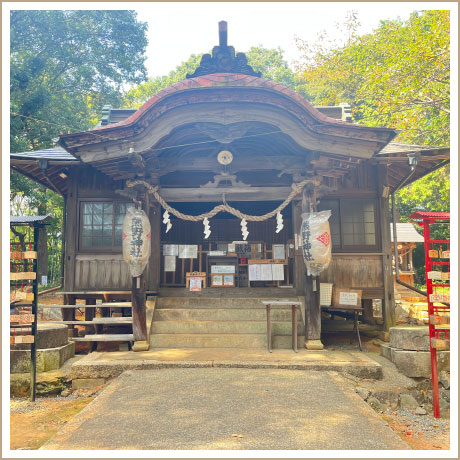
[[92, 317, 133, 323], [38, 303, 132, 309], [99, 302, 132, 308], [71, 334, 134, 342], [53, 318, 133, 325]]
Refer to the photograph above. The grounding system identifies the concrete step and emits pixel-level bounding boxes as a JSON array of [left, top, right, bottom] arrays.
[[149, 333, 305, 349], [151, 320, 304, 335], [154, 308, 295, 322], [156, 297, 298, 309], [71, 334, 134, 342]]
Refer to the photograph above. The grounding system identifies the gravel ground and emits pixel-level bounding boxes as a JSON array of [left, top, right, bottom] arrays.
[[10, 389, 101, 414], [387, 408, 450, 437]]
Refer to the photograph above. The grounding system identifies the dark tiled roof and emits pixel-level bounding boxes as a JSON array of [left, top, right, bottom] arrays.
[[11, 146, 77, 161], [10, 215, 51, 224], [378, 142, 449, 155]]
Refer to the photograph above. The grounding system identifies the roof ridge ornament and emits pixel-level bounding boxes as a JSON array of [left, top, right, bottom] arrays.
[[186, 21, 262, 79]]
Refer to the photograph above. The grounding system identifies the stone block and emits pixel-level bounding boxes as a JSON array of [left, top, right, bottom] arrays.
[[392, 349, 449, 378], [367, 396, 384, 411], [439, 370, 450, 389], [372, 390, 399, 409], [399, 394, 419, 410], [355, 387, 370, 401], [380, 343, 393, 361], [11, 323, 69, 351], [10, 342, 75, 374], [72, 378, 106, 389], [389, 326, 430, 351]]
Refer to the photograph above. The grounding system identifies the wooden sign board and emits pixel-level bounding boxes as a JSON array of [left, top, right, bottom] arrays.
[[332, 289, 363, 308], [10, 290, 34, 302], [428, 249, 439, 258], [441, 250, 450, 258], [10, 272, 36, 281], [427, 271, 442, 280], [248, 259, 287, 265], [23, 251, 38, 259], [11, 335, 35, 344], [10, 314, 35, 324]]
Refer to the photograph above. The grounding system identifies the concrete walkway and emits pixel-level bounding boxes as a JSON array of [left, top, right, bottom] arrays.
[[42, 368, 409, 450], [70, 348, 383, 381]]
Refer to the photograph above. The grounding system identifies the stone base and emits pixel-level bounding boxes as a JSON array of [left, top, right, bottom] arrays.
[[132, 341, 150, 352], [381, 344, 449, 378], [392, 349, 449, 378], [304, 339, 324, 350], [10, 342, 75, 374], [389, 326, 430, 351]]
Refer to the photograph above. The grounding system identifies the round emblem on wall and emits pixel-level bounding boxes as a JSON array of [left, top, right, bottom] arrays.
[[217, 150, 233, 165]]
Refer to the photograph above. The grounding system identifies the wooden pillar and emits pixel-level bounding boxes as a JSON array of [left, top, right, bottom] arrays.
[[148, 202, 161, 291], [63, 170, 78, 291], [378, 165, 396, 333], [301, 185, 324, 350], [292, 201, 306, 297], [132, 274, 147, 342]]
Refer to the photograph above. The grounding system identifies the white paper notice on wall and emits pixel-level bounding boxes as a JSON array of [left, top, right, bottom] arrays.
[[164, 256, 176, 272], [163, 244, 179, 256], [249, 264, 261, 281], [271, 264, 284, 281], [339, 292, 358, 306], [272, 244, 285, 260], [260, 264, 272, 281], [178, 245, 198, 259]]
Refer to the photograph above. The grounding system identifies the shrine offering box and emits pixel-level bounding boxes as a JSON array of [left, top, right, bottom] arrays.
[[332, 288, 362, 308]]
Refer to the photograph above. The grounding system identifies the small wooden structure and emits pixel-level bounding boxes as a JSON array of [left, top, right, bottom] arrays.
[[391, 222, 425, 286], [10, 22, 450, 347]]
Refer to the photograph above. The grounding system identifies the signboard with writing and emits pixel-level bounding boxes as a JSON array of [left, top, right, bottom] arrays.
[[163, 244, 179, 256], [211, 265, 235, 274], [272, 244, 285, 260], [164, 255, 176, 272], [179, 245, 198, 259], [189, 277, 202, 292]]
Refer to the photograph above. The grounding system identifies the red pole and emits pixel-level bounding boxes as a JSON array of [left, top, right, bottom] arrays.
[[424, 219, 440, 418]]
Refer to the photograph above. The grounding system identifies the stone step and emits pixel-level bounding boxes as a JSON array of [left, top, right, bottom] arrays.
[[156, 297, 298, 309], [149, 333, 305, 349], [154, 308, 296, 322], [71, 334, 134, 342], [151, 320, 304, 335]]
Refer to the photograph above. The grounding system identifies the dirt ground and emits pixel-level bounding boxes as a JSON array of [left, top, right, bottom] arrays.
[[382, 411, 450, 450], [10, 394, 95, 450]]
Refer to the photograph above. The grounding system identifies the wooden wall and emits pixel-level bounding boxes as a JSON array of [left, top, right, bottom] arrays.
[[74, 254, 131, 290]]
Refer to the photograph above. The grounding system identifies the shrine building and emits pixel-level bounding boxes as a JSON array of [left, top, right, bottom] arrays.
[[11, 22, 450, 350]]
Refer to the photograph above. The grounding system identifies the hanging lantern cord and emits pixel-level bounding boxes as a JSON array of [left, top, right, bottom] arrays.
[[126, 179, 315, 222]]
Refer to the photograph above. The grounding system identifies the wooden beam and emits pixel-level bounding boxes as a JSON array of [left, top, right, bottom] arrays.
[[159, 186, 295, 202]]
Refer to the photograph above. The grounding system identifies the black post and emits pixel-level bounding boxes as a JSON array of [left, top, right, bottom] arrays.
[[30, 224, 40, 401]]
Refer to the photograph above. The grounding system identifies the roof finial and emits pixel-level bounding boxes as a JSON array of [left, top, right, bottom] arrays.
[[186, 21, 261, 79], [219, 21, 227, 47]]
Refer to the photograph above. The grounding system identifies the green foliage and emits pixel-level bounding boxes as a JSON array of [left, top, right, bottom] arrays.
[[10, 10, 148, 152], [123, 46, 305, 108], [296, 10, 450, 214], [10, 10, 148, 286], [296, 10, 449, 145]]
